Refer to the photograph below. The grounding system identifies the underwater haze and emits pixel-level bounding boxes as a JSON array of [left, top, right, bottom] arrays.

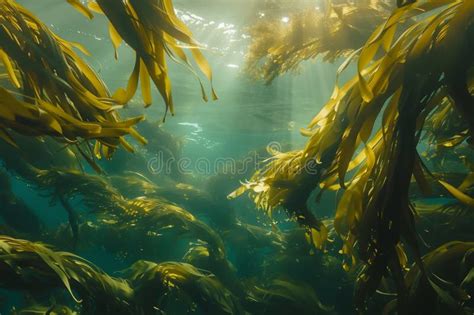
[[1, 0, 474, 314]]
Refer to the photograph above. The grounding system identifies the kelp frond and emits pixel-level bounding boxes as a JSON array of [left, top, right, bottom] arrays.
[[249, 279, 335, 315], [109, 196, 227, 260], [414, 200, 474, 248], [229, 148, 328, 250], [424, 97, 470, 150], [28, 167, 227, 260], [0, 236, 137, 314], [0, 0, 218, 160], [384, 241, 474, 314], [0, 236, 241, 314], [0, 0, 145, 154], [125, 260, 242, 314], [245, 0, 393, 83], [233, 0, 474, 310], [71, 0, 217, 117]]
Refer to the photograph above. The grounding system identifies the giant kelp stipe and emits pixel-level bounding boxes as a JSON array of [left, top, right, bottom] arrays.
[[0, 0, 473, 314]]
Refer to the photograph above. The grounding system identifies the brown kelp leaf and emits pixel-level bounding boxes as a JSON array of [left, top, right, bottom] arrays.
[[439, 180, 474, 207], [244, 0, 394, 83], [86, 0, 217, 116], [0, 0, 145, 157], [67, 0, 93, 19], [0, 236, 137, 314], [234, 1, 474, 310], [126, 260, 242, 314]]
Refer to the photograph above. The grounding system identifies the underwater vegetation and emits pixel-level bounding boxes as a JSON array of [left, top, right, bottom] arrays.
[[0, 0, 144, 153], [0, 0, 215, 158], [245, 0, 394, 83], [233, 0, 474, 313], [0, 0, 473, 314]]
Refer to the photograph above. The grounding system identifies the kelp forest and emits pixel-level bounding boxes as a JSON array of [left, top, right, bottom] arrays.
[[0, 0, 473, 314]]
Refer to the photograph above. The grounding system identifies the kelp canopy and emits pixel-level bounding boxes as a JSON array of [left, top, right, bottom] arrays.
[[0, 0, 144, 151], [245, 0, 394, 83], [233, 0, 474, 313], [0, 0, 215, 158], [1, 0, 474, 314]]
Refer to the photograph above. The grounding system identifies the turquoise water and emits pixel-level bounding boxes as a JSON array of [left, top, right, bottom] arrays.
[[18, 0, 338, 156], [0, 2, 352, 314], [3, 1, 470, 314]]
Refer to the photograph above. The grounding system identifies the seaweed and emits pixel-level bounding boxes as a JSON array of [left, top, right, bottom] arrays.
[[125, 260, 242, 314], [1, 0, 474, 314], [245, 0, 394, 83], [82, 0, 217, 116], [415, 201, 474, 248], [0, 236, 241, 314], [234, 0, 474, 311], [0, 236, 138, 314], [247, 279, 335, 315], [384, 242, 474, 314], [0, 0, 215, 165], [0, 0, 145, 154]]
